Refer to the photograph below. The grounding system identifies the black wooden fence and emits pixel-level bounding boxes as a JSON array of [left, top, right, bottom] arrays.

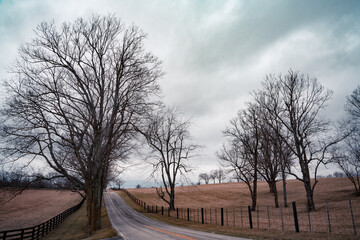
[[0, 198, 85, 240], [119, 188, 359, 236]]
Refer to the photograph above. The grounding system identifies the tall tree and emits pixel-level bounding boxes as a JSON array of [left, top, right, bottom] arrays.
[[140, 107, 199, 210], [254, 70, 338, 211], [332, 85, 360, 195], [219, 104, 261, 211], [0, 15, 161, 232]]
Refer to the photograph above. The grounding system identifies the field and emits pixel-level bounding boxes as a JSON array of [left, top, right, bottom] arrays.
[[0, 189, 82, 231], [122, 178, 360, 237], [125, 178, 356, 208]]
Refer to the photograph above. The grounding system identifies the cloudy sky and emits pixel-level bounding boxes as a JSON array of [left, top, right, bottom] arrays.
[[1, 0, 359, 187]]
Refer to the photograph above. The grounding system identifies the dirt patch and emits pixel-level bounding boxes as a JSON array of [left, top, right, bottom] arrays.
[[0, 189, 82, 231]]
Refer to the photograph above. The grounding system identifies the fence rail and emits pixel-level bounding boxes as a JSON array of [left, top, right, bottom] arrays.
[[0, 198, 85, 240], [119, 188, 359, 236]]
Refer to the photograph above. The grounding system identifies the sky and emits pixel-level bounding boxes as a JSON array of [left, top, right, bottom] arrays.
[[0, 0, 359, 187]]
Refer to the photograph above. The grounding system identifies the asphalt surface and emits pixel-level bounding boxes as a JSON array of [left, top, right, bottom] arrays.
[[104, 191, 251, 240]]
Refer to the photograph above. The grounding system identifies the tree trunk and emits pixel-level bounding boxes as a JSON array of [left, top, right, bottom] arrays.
[[86, 183, 103, 234], [251, 176, 258, 211], [282, 170, 288, 207], [304, 179, 315, 211], [267, 181, 274, 193], [272, 180, 279, 208]]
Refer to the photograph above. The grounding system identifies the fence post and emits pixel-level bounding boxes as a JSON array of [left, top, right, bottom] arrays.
[[210, 209, 212, 224], [205, 208, 207, 224], [248, 206, 253, 229], [201, 208, 204, 224], [233, 208, 235, 227], [349, 199, 357, 236], [241, 207, 243, 227], [161, 206, 164, 215], [177, 208, 179, 219], [326, 201, 331, 233], [226, 208, 228, 226], [187, 208, 190, 221], [280, 204, 284, 231], [32, 226, 35, 240], [256, 206, 259, 229], [221, 208, 224, 226], [267, 206, 270, 229], [292, 201, 299, 233], [37, 225, 40, 240], [307, 205, 311, 232], [215, 209, 217, 225]]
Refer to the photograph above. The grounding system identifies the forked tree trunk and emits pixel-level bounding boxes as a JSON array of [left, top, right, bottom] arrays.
[[304, 178, 315, 211], [86, 183, 103, 233]]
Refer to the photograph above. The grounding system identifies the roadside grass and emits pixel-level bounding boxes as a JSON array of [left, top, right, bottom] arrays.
[[118, 191, 358, 240], [44, 199, 117, 240]]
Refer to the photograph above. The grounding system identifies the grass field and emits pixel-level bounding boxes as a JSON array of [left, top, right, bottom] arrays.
[[118, 177, 360, 239], [118, 191, 358, 240], [43, 199, 117, 240], [0, 189, 81, 230]]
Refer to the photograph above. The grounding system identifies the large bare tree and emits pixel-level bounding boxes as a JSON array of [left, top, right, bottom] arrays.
[[254, 70, 338, 211], [219, 104, 261, 211], [0, 15, 161, 232], [332, 85, 360, 195], [140, 107, 199, 210]]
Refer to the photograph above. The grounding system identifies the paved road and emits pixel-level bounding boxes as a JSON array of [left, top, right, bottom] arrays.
[[104, 191, 250, 240]]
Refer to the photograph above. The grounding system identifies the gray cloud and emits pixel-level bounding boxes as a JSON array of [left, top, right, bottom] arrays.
[[0, 0, 359, 185]]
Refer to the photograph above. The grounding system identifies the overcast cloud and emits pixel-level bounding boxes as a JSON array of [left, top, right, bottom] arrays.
[[1, 0, 359, 187]]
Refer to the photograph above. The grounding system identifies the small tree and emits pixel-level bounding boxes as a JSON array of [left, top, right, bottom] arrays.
[[140, 107, 200, 210], [211, 168, 226, 183], [199, 173, 211, 184]]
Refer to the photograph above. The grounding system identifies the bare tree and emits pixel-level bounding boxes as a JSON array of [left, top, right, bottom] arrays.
[[254, 70, 339, 211], [210, 171, 217, 184], [331, 86, 360, 195], [211, 168, 226, 183], [139, 107, 199, 210], [219, 104, 261, 211], [113, 178, 124, 189], [199, 173, 211, 184], [0, 15, 161, 232], [257, 124, 281, 208], [255, 89, 294, 208], [345, 85, 360, 119]]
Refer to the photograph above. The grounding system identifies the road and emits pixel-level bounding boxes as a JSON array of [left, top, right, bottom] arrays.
[[104, 191, 250, 240]]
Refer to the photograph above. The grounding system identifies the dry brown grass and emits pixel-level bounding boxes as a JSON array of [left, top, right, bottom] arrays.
[[0, 189, 82, 230], [119, 178, 360, 238], [119, 191, 359, 240], [43, 199, 117, 240]]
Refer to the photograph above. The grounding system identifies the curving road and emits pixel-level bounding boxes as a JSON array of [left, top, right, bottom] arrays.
[[104, 191, 250, 240]]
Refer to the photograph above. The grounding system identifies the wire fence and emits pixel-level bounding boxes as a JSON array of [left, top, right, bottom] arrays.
[[120, 188, 359, 236]]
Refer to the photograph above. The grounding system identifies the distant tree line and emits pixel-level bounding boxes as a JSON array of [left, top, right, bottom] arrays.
[[0, 169, 74, 189], [199, 168, 226, 184]]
